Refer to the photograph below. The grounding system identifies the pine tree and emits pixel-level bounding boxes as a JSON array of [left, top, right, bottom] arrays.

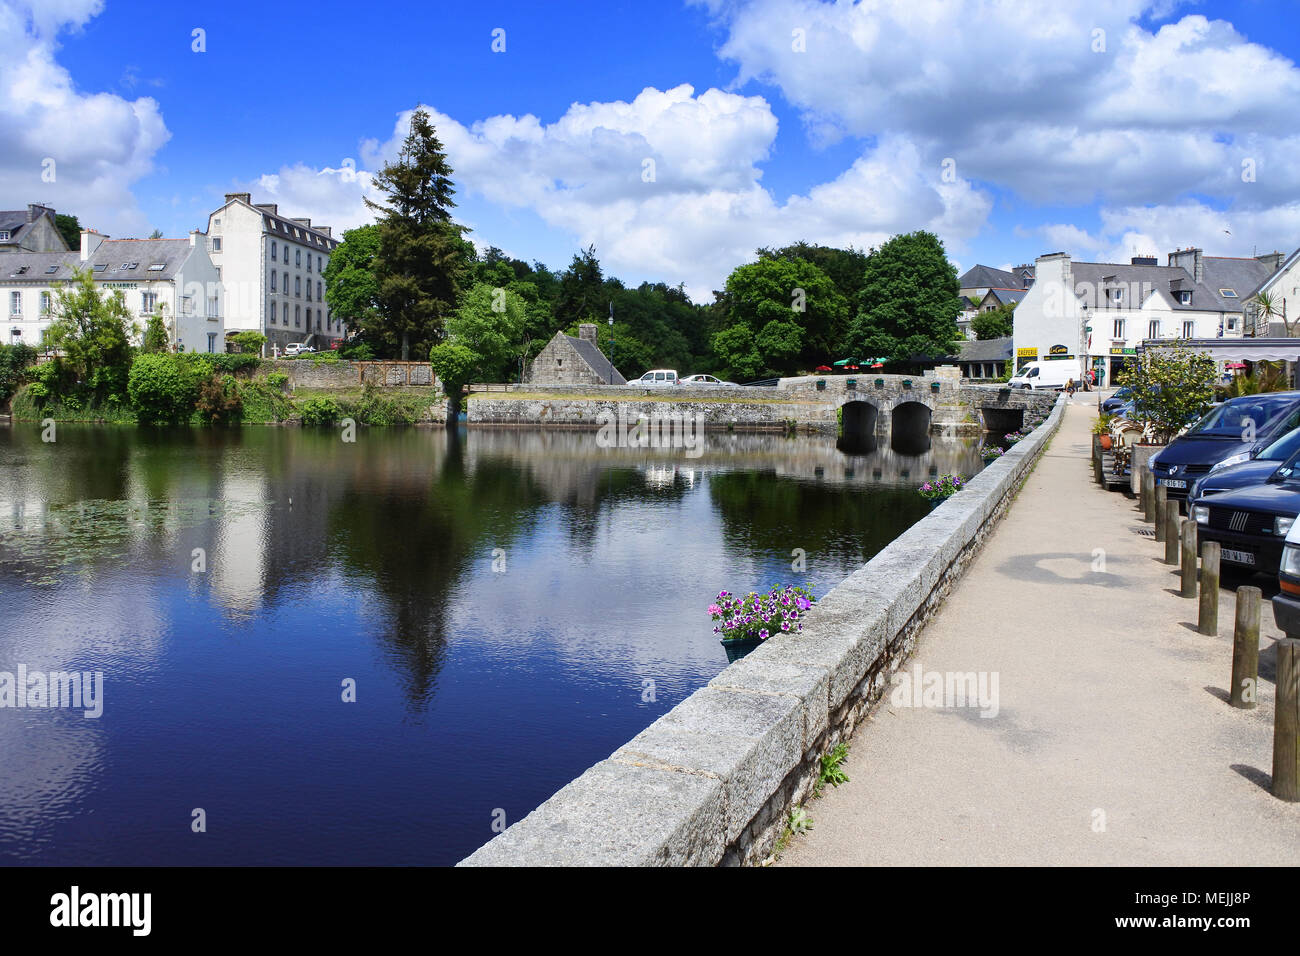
[[364, 108, 472, 360]]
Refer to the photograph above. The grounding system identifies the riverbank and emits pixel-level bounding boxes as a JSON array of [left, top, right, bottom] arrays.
[[777, 398, 1300, 865]]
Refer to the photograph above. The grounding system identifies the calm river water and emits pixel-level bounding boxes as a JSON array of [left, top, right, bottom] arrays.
[[0, 423, 983, 865]]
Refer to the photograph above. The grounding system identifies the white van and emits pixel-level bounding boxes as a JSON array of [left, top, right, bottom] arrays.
[[629, 369, 679, 386], [1009, 359, 1083, 390]]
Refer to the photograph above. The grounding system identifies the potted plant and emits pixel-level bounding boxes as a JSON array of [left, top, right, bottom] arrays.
[[710, 585, 816, 663], [874, 378, 885, 388], [1115, 341, 1216, 494], [919, 474, 965, 510]]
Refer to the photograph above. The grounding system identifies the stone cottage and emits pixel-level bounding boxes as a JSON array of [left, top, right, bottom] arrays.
[[528, 324, 626, 385]]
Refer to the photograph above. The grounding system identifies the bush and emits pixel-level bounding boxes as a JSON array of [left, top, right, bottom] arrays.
[[228, 330, 266, 355], [128, 354, 200, 424], [348, 384, 417, 425], [338, 341, 374, 361], [299, 396, 342, 426], [207, 353, 262, 375], [0, 343, 37, 404], [196, 374, 243, 425], [266, 371, 289, 390]]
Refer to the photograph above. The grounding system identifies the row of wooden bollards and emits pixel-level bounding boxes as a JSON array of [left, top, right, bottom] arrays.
[[1137, 470, 1299, 802]]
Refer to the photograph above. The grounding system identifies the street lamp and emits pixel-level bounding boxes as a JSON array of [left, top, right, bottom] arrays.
[[608, 301, 614, 384]]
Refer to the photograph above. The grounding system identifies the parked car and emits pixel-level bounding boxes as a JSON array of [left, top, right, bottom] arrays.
[[1149, 392, 1300, 504], [1008, 359, 1084, 390], [680, 374, 738, 387], [1271, 517, 1300, 637], [1100, 387, 1133, 413], [283, 343, 315, 356], [1187, 426, 1300, 501], [1190, 456, 1300, 575], [629, 369, 679, 386]]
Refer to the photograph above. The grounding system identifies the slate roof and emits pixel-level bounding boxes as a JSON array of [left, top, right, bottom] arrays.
[[0, 207, 65, 251], [982, 288, 1027, 306], [1199, 256, 1280, 309], [565, 334, 626, 385], [0, 239, 195, 283], [1069, 261, 1225, 313], [959, 264, 1025, 291], [955, 336, 1013, 362]]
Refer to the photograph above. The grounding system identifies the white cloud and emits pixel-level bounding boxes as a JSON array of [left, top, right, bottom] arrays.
[[0, 0, 168, 236], [268, 88, 988, 300]]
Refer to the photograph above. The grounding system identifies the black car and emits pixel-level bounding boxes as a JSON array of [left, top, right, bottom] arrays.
[[1272, 530, 1300, 637], [1187, 425, 1300, 500], [1100, 387, 1139, 414], [1150, 392, 1300, 503], [1191, 457, 1300, 575]]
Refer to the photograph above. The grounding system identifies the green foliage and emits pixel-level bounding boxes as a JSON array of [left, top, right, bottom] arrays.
[[195, 374, 243, 425], [365, 108, 472, 359], [346, 384, 418, 425], [446, 282, 527, 383], [1115, 341, 1216, 443], [848, 231, 961, 364], [266, 371, 289, 390], [716, 256, 848, 377], [971, 303, 1015, 340], [128, 353, 201, 424], [1218, 361, 1289, 398], [299, 396, 343, 426], [563, 320, 654, 381], [141, 313, 170, 353], [428, 342, 477, 414], [0, 343, 37, 404], [54, 213, 81, 251], [10, 385, 134, 423], [818, 743, 850, 791], [556, 245, 606, 325], [206, 353, 262, 375], [43, 268, 135, 405], [324, 224, 381, 333], [338, 340, 375, 361], [228, 330, 266, 355], [237, 379, 295, 423]]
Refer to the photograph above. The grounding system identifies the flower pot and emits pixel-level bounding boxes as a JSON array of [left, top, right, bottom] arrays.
[[720, 636, 763, 663], [1099, 434, 1112, 450], [927, 497, 945, 511]]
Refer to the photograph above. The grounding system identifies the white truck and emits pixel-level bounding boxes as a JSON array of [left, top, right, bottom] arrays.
[[1008, 359, 1084, 390]]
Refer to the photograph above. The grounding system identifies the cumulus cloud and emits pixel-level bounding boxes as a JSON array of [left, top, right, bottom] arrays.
[[0, 0, 168, 235], [266, 87, 989, 299]]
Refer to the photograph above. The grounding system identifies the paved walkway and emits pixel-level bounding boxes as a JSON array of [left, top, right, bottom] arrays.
[[780, 400, 1300, 866]]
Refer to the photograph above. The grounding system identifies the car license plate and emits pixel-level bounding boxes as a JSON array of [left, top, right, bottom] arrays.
[[1221, 549, 1255, 566], [1160, 479, 1187, 489]]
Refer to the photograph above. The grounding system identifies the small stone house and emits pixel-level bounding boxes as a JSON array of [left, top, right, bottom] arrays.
[[528, 324, 626, 385]]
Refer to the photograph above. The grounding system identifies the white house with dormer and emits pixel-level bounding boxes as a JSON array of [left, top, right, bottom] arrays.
[[205, 193, 342, 354], [2, 229, 223, 352]]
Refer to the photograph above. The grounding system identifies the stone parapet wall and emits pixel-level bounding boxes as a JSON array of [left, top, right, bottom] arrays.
[[458, 394, 1066, 867], [264, 360, 437, 390]]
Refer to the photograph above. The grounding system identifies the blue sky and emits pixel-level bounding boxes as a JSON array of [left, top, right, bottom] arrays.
[[5, 0, 1299, 299]]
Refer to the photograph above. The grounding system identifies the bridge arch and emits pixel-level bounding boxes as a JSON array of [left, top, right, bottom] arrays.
[[890, 401, 932, 454], [837, 399, 879, 454], [981, 406, 1025, 437]]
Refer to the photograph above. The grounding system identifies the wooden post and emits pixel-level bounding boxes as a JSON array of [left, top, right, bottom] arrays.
[[1273, 638, 1300, 802], [1154, 484, 1168, 541], [1163, 501, 1180, 565], [1141, 467, 1153, 519], [1198, 541, 1221, 635], [1180, 519, 1198, 598], [1230, 587, 1261, 709]]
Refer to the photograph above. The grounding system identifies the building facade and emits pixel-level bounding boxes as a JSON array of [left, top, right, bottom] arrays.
[[0, 204, 69, 254], [205, 193, 342, 354], [3, 229, 223, 352], [527, 325, 626, 385]]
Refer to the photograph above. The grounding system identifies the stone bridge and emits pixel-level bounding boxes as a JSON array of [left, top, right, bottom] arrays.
[[776, 370, 1057, 448]]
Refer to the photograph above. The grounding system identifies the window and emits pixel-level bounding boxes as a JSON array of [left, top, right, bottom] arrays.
[[44, 265, 58, 274], [9, 291, 20, 316], [306, 255, 311, 273], [1148, 319, 1160, 339], [283, 245, 289, 263], [294, 305, 301, 328], [1112, 287, 1123, 303], [1183, 320, 1195, 338], [182, 296, 194, 315], [141, 292, 158, 313], [315, 311, 321, 331], [10, 266, 28, 276], [306, 282, 311, 301], [295, 276, 301, 297], [0, 231, 9, 241], [207, 296, 218, 318], [1228, 316, 1238, 331], [212, 237, 222, 252], [207, 332, 217, 354], [92, 263, 107, 272], [1220, 289, 1237, 298], [213, 218, 221, 228], [270, 301, 277, 324], [316, 281, 321, 300], [39, 292, 51, 314], [283, 272, 289, 294], [148, 262, 166, 271], [271, 241, 277, 259], [318, 256, 322, 272], [295, 249, 301, 267], [1113, 318, 1125, 339], [270, 271, 277, 292], [1178, 291, 1192, 305], [215, 267, 221, 281]]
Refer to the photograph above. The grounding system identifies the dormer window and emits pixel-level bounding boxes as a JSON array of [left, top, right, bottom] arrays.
[[1112, 287, 1124, 303], [0, 231, 9, 241], [1178, 291, 1192, 305]]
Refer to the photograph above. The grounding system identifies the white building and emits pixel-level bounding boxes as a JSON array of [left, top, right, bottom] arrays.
[[3, 229, 223, 353], [0, 203, 69, 254], [205, 193, 342, 354], [1245, 248, 1300, 335], [1012, 249, 1294, 384]]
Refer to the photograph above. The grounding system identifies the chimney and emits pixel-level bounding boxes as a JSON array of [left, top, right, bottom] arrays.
[[1168, 247, 1203, 283], [318, 225, 331, 238], [578, 323, 598, 345], [255, 203, 279, 216], [291, 218, 312, 229], [27, 203, 52, 223], [224, 192, 252, 205], [190, 229, 202, 248], [1130, 256, 1157, 266], [80, 228, 106, 262], [1257, 251, 1286, 272]]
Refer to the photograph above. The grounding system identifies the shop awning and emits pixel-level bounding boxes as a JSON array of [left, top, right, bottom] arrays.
[[1139, 338, 1300, 363]]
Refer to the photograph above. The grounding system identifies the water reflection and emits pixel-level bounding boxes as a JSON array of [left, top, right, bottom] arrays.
[[0, 423, 984, 864]]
